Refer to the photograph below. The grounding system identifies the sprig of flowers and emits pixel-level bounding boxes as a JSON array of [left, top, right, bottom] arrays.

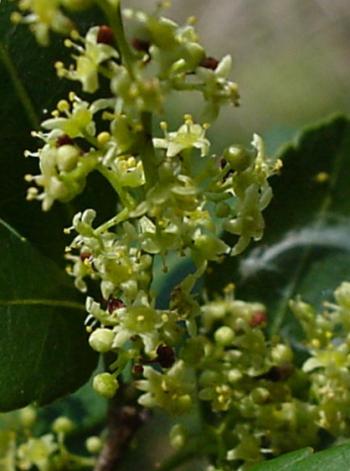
[[14, 2, 350, 471]]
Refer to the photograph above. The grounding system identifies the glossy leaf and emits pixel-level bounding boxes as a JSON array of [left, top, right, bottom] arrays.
[[207, 115, 350, 336], [0, 219, 97, 411], [252, 444, 350, 471]]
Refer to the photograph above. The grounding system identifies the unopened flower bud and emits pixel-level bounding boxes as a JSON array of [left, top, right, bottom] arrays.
[[223, 145, 251, 172], [89, 328, 114, 353], [93, 373, 119, 398], [97, 25, 114, 45], [156, 344, 175, 368], [52, 417, 74, 434], [56, 145, 80, 171], [271, 344, 293, 365], [214, 326, 235, 346], [251, 387, 270, 404], [19, 406, 37, 428], [169, 424, 186, 450], [86, 436, 103, 454]]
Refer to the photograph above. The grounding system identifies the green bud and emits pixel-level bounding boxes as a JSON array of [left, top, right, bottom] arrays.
[[214, 326, 235, 346], [177, 394, 192, 412], [89, 328, 114, 353], [169, 424, 186, 450], [227, 368, 242, 384], [184, 42, 205, 69], [271, 344, 293, 365], [250, 387, 270, 404], [223, 145, 251, 171], [56, 144, 80, 171], [19, 406, 37, 428], [86, 436, 103, 454], [52, 417, 74, 435], [215, 202, 231, 218], [93, 373, 119, 399], [199, 370, 219, 386]]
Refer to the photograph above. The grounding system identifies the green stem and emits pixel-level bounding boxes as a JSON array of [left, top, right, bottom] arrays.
[[98, 0, 159, 189], [140, 111, 159, 189], [97, 164, 135, 209], [95, 207, 130, 233], [99, 0, 135, 78]]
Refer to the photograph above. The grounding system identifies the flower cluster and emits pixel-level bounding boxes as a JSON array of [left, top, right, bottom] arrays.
[[0, 406, 101, 470], [20, 2, 350, 471]]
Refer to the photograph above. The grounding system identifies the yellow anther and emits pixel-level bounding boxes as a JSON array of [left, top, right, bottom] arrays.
[[311, 338, 321, 349], [184, 114, 193, 123], [161, 314, 169, 322], [51, 110, 59, 117], [127, 157, 136, 167], [97, 132, 111, 146], [224, 283, 235, 294], [102, 111, 115, 120], [69, 91, 76, 101], [70, 29, 80, 41], [187, 16, 197, 25], [57, 100, 70, 112], [10, 12, 22, 24], [160, 121, 168, 131], [161, 0, 172, 8], [314, 171, 329, 184], [24, 174, 33, 182], [134, 123, 144, 132], [64, 39, 74, 48], [55, 61, 64, 70]]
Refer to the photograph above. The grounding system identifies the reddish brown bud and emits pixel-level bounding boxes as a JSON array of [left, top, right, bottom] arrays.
[[80, 252, 92, 262], [97, 25, 114, 45], [133, 364, 144, 375], [56, 134, 74, 147], [200, 56, 219, 70], [258, 364, 294, 382], [249, 311, 267, 328], [156, 345, 175, 368], [107, 296, 125, 313], [131, 38, 150, 53]]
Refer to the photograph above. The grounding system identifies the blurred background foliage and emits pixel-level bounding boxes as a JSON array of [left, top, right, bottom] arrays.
[[128, 0, 350, 153]]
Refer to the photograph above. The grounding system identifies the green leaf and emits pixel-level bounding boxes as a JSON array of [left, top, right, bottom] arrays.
[[250, 448, 313, 470], [207, 115, 350, 335], [0, 219, 97, 411], [251, 444, 350, 471]]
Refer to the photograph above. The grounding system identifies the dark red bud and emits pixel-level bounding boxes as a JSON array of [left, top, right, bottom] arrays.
[[133, 364, 144, 375], [56, 134, 74, 147], [249, 311, 267, 328], [131, 38, 151, 53], [97, 25, 114, 45], [80, 251, 92, 262], [156, 345, 175, 369], [259, 364, 294, 382], [200, 56, 219, 70], [107, 296, 125, 314]]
